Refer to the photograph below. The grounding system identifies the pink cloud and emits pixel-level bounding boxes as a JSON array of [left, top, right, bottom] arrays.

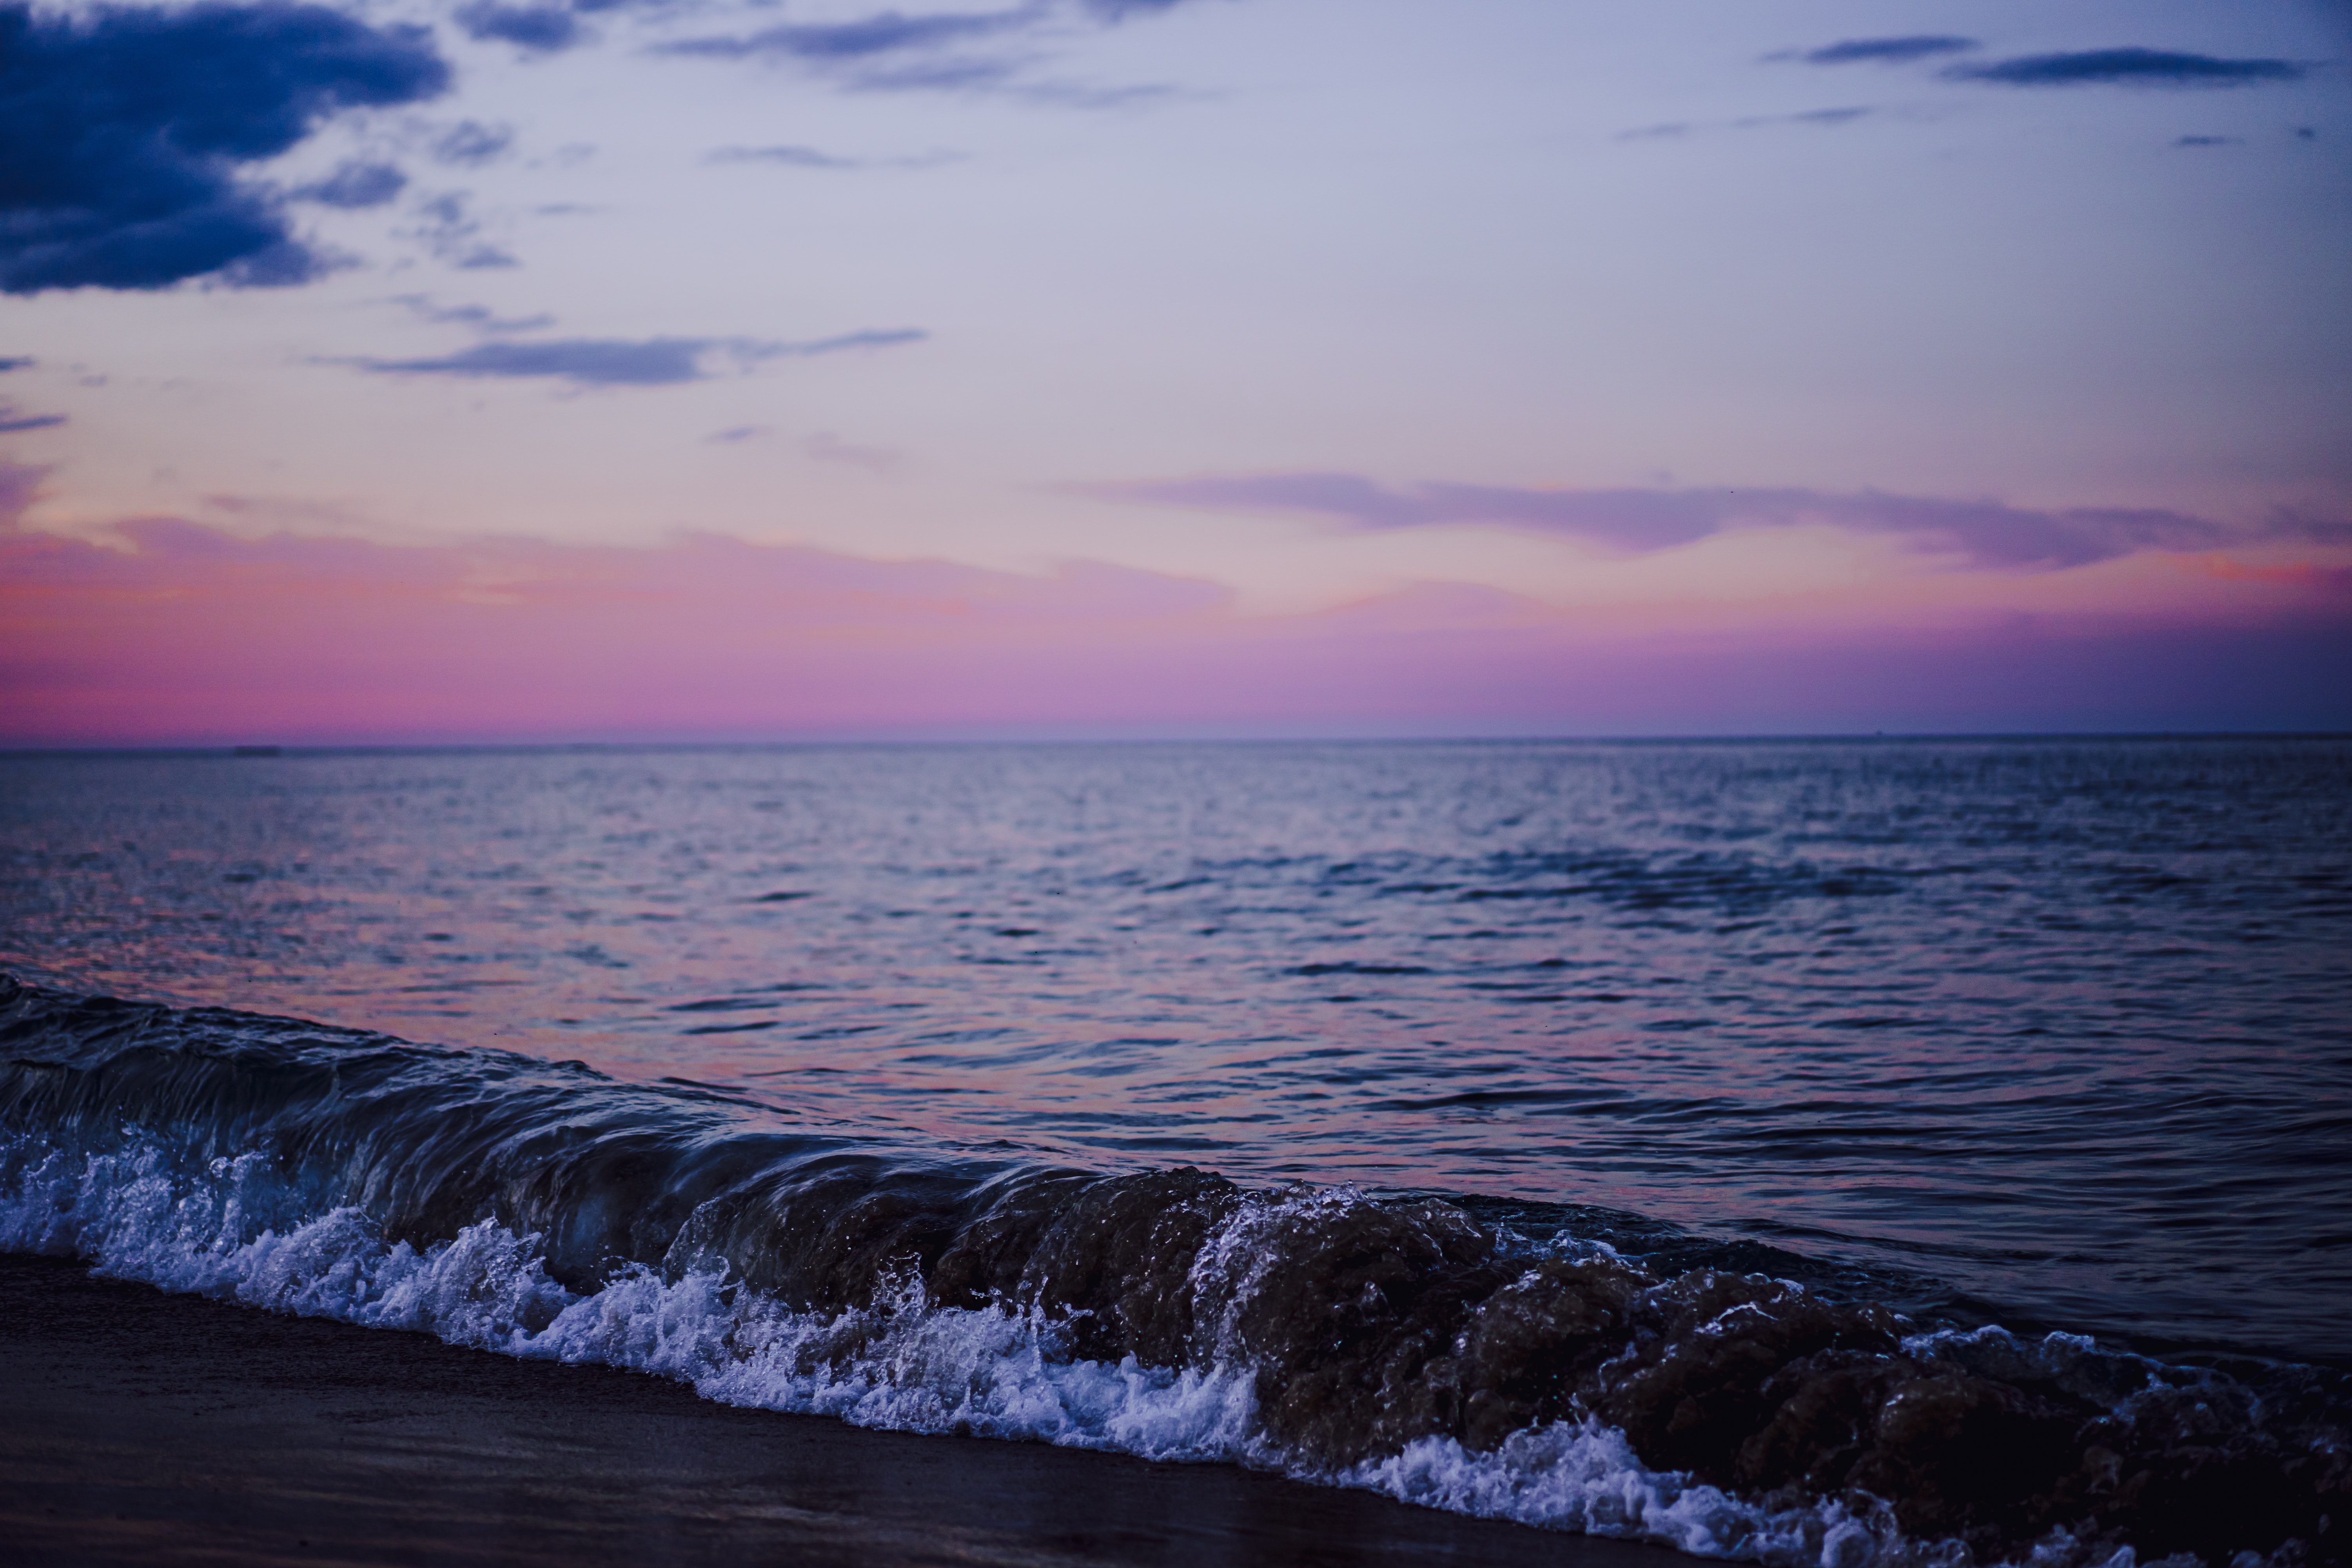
[[2, 507, 2346, 744]]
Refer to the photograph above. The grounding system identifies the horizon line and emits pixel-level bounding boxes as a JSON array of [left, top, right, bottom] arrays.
[[5, 729, 2348, 760]]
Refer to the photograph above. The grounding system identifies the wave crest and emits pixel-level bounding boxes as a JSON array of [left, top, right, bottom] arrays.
[[2, 978, 2343, 1567]]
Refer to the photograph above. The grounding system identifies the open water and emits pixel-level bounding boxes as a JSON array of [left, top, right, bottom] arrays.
[[3, 739, 2347, 1564]]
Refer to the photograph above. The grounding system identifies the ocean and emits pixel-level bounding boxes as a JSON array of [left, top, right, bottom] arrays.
[[4, 737, 2347, 1565]]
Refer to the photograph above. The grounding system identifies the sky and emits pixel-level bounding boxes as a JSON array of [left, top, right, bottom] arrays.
[[2, 0, 2348, 743]]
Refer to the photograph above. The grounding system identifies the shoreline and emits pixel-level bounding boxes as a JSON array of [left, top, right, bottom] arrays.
[[1, 1252, 1674, 1567]]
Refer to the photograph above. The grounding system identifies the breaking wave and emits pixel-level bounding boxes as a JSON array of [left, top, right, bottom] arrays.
[[1, 978, 2341, 1567]]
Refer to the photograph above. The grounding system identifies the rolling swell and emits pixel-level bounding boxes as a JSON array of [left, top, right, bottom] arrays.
[[1, 977, 2342, 1568]]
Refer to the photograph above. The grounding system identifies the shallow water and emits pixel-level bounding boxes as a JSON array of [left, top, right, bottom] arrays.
[[5, 738, 2347, 1360]]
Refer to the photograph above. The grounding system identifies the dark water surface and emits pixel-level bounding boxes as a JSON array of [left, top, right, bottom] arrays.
[[4, 739, 2349, 1566]]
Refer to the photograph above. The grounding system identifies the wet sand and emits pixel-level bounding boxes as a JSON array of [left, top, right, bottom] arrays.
[[1, 1253, 1673, 1567]]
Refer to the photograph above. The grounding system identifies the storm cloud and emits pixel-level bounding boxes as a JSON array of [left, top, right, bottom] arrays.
[[0, 2, 450, 294]]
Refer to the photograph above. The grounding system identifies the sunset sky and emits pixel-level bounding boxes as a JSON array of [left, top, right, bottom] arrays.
[[4, 0, 2348, 742]]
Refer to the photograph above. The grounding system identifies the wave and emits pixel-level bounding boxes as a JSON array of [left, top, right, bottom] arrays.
[[0, 977, 2341, 1567]]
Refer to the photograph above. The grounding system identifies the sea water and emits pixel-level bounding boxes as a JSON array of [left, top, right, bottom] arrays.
[[4, 738, 2347, 1564]]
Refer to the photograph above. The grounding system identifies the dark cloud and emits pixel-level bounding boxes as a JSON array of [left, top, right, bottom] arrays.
[[432, 121, 517, 167], [1795, 36, 1978, 65], [0, 2, 449, 295], [454, 2, 583, 53], [2175, 134, 2241, 147], [1947, 49, 2305, 87], [344, 330, 926, 387], [0, 357, 31, 372], [1090, 475, 2284, 570], [292, 160, 407, 209], [657, 9, 1033, 64]]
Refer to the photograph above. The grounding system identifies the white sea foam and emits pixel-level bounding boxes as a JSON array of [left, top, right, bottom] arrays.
[[0, 1130, 2213, 1568]]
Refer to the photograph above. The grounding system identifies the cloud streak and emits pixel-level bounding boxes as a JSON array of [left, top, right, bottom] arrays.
[[704, 145, 958, 170], [386, 296, 557, 333], [1079, 0, 1199, 18], [407, 192, 517, 270], [346, 339, 741, 386], [760, 329, 931, 356], [342, 330, 926, 385], [1088, 474, 2336, 571], [657, 9, 1037, 64], [291, 161, 408, 209], [1621, 107, 1872, 142], [1791, 36, 1978, 66], [708, 145, 864, 169], [1946, 49, 2305, 87], [0, 402, 64, 433], [454, 2, 583, 54], [0, 1, 449, 294], [432, 121, 518, 167], [652, 1, 1203, 99], [0, 358, 62, 431]]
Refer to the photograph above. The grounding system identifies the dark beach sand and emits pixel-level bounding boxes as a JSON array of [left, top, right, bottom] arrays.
[[2, 1254, 1674, 1567]]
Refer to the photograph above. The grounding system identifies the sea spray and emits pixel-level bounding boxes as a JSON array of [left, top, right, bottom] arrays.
[[0, 1129, 1922, 1564]]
